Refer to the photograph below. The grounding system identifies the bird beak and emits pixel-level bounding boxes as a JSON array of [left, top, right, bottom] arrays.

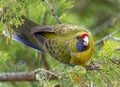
[[83, 36, 89, 46]]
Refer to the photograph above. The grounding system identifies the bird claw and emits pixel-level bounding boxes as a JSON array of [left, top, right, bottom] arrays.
[[86, 64, 101, 71]]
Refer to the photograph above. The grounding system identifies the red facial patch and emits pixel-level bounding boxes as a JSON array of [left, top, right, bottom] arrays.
[[80, 33, 88, 38]]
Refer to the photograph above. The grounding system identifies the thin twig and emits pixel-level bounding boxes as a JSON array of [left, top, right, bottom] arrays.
[[116, 48, 120, 51], [53, 83, 60, 87], [41, 53, 50, 70], [93, 13, 120, 35], [41, 11, 48, 25], [40, 10, 50, 70], [44, 0, 62, 24], [95, 29, 120, 45], [34, 69, 58, 80], [93, 17, 116, 35], [111, 36, 120, 41]]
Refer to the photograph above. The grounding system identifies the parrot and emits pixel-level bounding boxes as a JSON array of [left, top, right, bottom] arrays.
[[3, 24, 94, 66]]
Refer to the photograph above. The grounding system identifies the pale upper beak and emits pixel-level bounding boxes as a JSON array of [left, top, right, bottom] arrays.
[[83, 36, 89, 46]]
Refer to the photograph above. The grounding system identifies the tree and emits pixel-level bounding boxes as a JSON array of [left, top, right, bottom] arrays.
[[0, 0, 120, 87]]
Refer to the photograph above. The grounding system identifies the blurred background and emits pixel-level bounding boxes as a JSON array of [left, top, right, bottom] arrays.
[[0, 0, 120, 87]]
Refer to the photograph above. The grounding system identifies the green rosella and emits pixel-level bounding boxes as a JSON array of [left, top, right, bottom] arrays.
[[3, 24, 94, 66]]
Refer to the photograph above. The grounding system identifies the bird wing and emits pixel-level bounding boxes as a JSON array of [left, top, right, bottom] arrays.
[[31, 24, 85, 42], [3, 25, 75, 52], [31, 24, 86, 39], [3, 24, 87, 52]]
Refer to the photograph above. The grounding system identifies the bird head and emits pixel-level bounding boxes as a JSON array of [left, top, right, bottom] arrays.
[[69, 31, 94, 66]]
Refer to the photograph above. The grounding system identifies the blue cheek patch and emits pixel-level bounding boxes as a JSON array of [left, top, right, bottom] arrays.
[[76, 41, 84, 51]]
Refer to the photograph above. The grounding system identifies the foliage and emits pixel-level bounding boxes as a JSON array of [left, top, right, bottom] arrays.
[[0, 0, 120, 87], [0, 51, 9, 63], [85, 39, 120, 87], [98, 40, 119, 59]]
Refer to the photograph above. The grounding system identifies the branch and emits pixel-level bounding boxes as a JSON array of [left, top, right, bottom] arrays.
[[0, 72, 35, 82], [93, 13, 120, 35], [44, 0, 61, 24], [93, 17, 115, 35], [112, 36, 120, 41], [53, 83, 60, 87], [41, 11, 48, 25], [116, 48, 120, 51], [95, 29, 120, 45], [41, 53, 50, 70], [0, 69, 58, 82], [34, 69, 58, 80], [86, 65, 101, 71]]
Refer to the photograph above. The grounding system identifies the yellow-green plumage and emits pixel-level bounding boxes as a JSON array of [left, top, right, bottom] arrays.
[[4, 24, 94, 66], [31, 24, 94, 66]]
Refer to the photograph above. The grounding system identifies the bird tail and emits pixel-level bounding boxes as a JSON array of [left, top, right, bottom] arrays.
[[3, 30, 44, 52]]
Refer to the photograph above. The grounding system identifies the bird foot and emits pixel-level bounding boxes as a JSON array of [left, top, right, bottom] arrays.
[[86, 64, 101, 71]]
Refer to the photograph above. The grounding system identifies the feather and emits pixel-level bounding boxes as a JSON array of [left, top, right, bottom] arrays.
[[31, 26, 54, 34], [3, 31, 44, 52], [3, 24, 94, 66], [31, 26, 57, 45]]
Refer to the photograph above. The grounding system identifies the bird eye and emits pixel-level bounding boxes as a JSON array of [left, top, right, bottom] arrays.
[[76, 36, 80, 40]]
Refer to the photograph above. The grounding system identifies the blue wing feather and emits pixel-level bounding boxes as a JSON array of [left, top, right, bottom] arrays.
[[13, 34, 44, 52]]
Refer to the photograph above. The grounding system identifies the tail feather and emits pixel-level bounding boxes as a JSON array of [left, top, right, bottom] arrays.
[[3, 31, 44, 52]]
